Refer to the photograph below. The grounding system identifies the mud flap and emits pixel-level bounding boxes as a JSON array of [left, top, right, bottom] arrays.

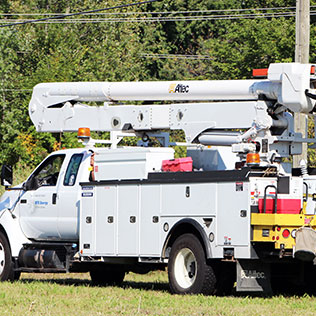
[[237, 259, 272, 293]]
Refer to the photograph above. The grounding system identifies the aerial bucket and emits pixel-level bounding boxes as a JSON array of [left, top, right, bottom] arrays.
[[294, 226, 316, 261]]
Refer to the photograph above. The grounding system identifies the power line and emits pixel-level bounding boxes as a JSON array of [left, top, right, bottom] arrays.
[[0, 5, 312, 26], [0, 8, 309, 25], [0, 0, 160, 28], [0, 10, 308, 24], [6, 5, 316, 16], [0, 6, 300, 16]]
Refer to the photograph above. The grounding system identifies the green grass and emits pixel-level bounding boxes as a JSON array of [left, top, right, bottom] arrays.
[[0, 271, 314, 316]]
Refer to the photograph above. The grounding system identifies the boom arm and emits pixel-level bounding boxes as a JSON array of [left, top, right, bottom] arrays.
[[28, 63, 316, 149]]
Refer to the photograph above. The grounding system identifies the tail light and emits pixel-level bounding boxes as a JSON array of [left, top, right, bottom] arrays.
[[282, 229, 290, 238]]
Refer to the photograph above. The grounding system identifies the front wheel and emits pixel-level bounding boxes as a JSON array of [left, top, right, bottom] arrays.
[[0, 231, 16, 281], [168, 233, 216, 295]]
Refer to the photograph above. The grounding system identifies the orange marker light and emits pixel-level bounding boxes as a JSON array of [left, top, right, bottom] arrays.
[[252, 68, 268, 78], [78, 127, 91, 139], [246, 153, 260, 165]]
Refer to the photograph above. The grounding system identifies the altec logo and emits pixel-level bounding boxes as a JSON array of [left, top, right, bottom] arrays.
[[240, 270, 266, 279], [168, 83, 189, 93]]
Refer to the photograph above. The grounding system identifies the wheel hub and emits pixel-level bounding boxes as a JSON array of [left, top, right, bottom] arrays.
[[174, 248, 197, 289]]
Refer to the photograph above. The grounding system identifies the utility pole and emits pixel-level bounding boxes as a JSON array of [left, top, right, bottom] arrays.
[[293, 0, 310, 167]]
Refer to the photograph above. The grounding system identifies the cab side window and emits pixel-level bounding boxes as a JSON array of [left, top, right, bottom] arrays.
[[28, 155, 65, 190], [64, 154, 83, 186]]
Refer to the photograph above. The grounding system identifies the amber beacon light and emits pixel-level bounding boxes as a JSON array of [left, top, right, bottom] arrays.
[[246, 152, 260, 165], [77, 127, 91, 139]]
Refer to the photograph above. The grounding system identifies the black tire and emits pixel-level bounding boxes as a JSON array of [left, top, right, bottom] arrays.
[[0, 231, 16, 281], [168, 233, 216, 295], [13, 271, 21, 281], [90, 268, 125, 286]]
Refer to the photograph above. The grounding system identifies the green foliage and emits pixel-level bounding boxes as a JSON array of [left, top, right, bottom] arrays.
[[200, 17, 295, 79], [0, 0, 316, 168]]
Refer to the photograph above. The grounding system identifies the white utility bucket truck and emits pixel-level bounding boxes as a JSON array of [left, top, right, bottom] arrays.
[[2, 63, 316, 294]]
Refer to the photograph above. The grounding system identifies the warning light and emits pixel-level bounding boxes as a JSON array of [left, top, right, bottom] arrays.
[[252, 68, 268, 78], [78, 127, 91, 139], [282, 229, 290, 238], [246, 153, 260, 166]]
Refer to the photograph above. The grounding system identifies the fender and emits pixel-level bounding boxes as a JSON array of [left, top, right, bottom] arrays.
[[0, 209, 29, 257], [162, 218, 212, 259]]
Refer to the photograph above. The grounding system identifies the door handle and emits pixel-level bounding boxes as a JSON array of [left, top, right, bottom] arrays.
[[52, 193, 57, 205]]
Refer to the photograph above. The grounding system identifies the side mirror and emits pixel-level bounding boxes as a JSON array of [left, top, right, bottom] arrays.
[[1, 165, 13, 187]]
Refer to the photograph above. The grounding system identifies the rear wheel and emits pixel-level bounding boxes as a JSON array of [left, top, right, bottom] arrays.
[[168, 234, 216, 295], [0, 231, 17, 281], [90, 267, 125, 286]]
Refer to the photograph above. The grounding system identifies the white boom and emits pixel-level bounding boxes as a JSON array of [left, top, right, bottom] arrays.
[[30, 63, 316, 127], [28, 63, 316, 160], [30, 63, 315, 108]]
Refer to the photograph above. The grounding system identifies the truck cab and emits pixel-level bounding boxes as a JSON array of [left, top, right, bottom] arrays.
[[17, 148, 91, 241]]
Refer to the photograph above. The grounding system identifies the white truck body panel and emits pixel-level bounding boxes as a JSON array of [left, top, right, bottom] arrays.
[[79, 164, 253, 259], [0, 210, 30, 257], [94, 147, 174, 181], [303, 175, 316, 215]]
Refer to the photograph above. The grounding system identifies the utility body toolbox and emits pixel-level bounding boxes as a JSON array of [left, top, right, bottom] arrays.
[[161, 157, 193, 172], [93, 147, 174, 181]]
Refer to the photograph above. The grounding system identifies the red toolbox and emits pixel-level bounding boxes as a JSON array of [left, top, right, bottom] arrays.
[[162, 157, 193, 172], [258, 198, 301, 214]]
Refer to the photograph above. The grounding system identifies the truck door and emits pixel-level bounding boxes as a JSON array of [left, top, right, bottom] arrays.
[[57, 153, 85, 240], [19, 154, 65, 240]]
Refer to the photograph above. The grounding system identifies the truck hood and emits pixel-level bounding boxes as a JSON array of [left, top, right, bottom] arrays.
[[0, 186, 24, 212]]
